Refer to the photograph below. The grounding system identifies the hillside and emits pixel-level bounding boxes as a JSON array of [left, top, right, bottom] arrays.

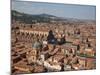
[[11, 10, 96, 24]]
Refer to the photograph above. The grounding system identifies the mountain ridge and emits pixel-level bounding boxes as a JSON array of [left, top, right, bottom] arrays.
[[11, 10, 96, 24]]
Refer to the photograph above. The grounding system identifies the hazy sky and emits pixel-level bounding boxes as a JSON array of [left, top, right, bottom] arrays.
[[12, 0, 96, 20]]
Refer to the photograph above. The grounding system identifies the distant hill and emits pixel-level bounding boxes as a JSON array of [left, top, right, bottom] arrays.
[[11, 10, 96, 24], [12, 10, 60, 24]]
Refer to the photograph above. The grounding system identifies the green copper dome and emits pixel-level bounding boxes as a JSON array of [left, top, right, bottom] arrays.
[[33, 41, 42, 49]]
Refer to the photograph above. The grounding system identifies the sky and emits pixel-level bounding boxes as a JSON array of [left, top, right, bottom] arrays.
[[12, 0, 96, 20]]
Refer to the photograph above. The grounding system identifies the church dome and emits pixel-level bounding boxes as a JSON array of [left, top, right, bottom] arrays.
[[33, 41, 42, 49]]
